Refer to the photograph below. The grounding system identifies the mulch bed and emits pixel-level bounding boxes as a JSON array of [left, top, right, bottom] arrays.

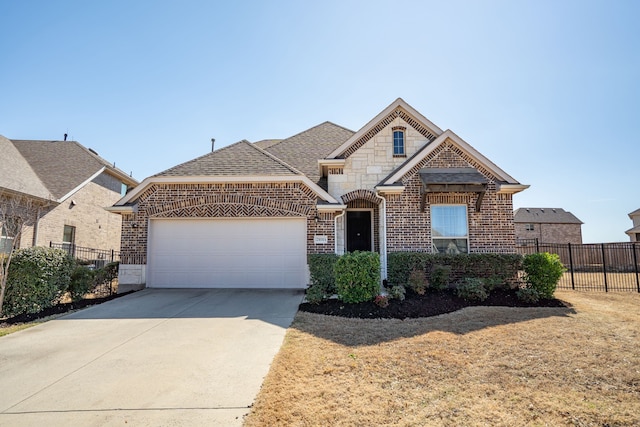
[[299, 289, 568, 319], [0, 291, 133, 326]]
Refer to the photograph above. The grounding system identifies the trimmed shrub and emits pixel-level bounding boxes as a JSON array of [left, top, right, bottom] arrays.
[[516, 287, 540, 303], [306, 254, 339, 303], [334, 251, 380, 303], [4, 247, 74, 317], [387, 284, 406, 301], [430, 264, 451, 290], [407, 268, 428, 295], [93, 261, 119, 293], [68, 265, 96, 301], [455, 277, 488, 302], [522, 253, 565, 299], [388, 252, 523, 288]]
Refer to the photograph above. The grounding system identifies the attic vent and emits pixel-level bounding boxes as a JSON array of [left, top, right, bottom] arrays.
[[526, 208, 530, 212], [540, 209, 545, 213], [88, 148, 99, 156], [552, 209, 556, 213]]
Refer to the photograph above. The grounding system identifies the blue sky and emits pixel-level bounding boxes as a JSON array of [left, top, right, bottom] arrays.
[[1, 0, 638, 243]]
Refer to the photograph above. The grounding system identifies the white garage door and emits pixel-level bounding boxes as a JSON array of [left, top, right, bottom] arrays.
[[148, 218, 307, 288]]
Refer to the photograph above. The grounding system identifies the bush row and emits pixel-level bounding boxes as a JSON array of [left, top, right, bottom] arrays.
[[307, 251, 564, 305], [3, 247, 119, 317]]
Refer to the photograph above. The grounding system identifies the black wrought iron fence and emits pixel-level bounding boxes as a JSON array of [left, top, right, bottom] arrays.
[[516, 240, 640, 292], [50, 242, 120, 269]]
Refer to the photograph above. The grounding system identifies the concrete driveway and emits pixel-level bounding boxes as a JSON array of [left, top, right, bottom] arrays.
[[0, 288, 304, 426]]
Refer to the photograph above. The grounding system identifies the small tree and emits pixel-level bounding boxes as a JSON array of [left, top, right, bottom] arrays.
[[0, 191, 49, 316]]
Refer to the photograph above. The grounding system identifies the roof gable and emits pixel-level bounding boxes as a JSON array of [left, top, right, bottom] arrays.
[[263, 122, 354, 183], [156, 140, 302, 177], [8, 139, 136, 201], [327, 98, 443, 159], [378, 130, 525, 191], [513, 208, 583, 224]]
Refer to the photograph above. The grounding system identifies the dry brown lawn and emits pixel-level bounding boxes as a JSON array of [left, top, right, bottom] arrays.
[[244, 291, 640, 427]]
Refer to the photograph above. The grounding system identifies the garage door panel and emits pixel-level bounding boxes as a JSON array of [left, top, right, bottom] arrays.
[[148, 218, 307, 288]]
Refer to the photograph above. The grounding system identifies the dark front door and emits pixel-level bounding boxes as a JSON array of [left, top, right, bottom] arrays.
[[347, 211, 372, 252]]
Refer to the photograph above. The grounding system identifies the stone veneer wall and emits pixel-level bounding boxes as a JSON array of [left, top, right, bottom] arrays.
[[119, 182, 335, 265], [329, 116, 432, 200], [386, 140, 517, 254]]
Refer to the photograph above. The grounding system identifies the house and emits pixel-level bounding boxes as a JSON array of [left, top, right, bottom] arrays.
[[513, 207, 583, 244], [0, 135, 138, 254], [626, 208, 640, 242], [110, 98, 528, 291]]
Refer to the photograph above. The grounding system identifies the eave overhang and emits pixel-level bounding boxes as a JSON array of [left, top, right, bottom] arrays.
[[419, 168, 488, 212]]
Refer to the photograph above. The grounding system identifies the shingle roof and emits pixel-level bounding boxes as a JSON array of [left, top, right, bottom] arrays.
[[253, 139, 282, 150], [629, 208, 640, 218], [263, 122, 354, 183], [513, 208, 583, 224], [0, 135, 51, 199], [419, 168, 488, 185], [156, 140, 301, 177], [8, 139, 137, 200]]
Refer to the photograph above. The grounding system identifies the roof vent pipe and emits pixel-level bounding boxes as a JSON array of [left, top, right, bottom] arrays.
[[211, 138, 215, 152], [64, 133, 68, 141]]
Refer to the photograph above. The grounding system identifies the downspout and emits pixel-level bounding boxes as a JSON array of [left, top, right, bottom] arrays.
[[334, 210, 346, 255], [374, 192, 387, 283]]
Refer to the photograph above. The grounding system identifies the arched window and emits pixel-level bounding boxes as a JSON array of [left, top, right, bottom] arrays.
[[393, 128, 405, 156]]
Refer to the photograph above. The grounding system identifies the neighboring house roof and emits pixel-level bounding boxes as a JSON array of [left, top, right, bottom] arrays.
[[626, 225, 640, 235], [0, 135, 51, 200], [262, 122, 354, 183], [1, 136, 138, 202], [628, 208, 640, 218], [513, 208, 583, 224], [156, 140, 302, 177]]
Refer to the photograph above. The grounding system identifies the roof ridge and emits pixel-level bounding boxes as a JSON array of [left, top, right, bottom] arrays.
[[247, 140, 305, 176], [155, 140, 249, 176], [268, 121, 354, 151]]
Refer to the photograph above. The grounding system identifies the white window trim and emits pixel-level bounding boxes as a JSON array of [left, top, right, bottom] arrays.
[[430, 204, 469, 254]]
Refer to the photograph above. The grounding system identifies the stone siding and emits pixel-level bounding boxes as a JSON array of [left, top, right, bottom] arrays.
[[329, 116, 431, 199]]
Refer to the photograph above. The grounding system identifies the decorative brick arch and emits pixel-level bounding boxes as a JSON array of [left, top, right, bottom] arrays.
[[147, 194, 311, 218], [341, 189, 381, 205]]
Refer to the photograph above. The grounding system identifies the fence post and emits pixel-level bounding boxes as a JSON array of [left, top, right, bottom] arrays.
[[49, 241, 52, 248], [111, 249, 114, 263], [535, 238, 539, 253], [601, 243, 608, 292], [568, 243, 575, 290], [633, 243, 639, 293]]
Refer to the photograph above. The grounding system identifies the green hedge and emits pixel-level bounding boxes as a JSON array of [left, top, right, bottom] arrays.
[[334, 251, 380, 303], [522, 252, 565, 299], [387, 252, 523, 289], [4, 247, 74, 317], [306, 254, 339, 303]]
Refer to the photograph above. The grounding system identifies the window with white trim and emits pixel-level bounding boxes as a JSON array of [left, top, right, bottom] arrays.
[[431, 205, 468, 253]]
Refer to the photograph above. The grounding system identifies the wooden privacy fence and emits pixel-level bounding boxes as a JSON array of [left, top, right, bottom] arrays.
[[517, 240, 640, 292]]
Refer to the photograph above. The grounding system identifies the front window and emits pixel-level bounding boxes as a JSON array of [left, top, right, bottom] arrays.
[[431, 205, 468, 253], [0, 224, 13, 254], [393, 130, 405, 156]]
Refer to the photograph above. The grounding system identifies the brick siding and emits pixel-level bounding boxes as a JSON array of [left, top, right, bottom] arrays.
[[515, 223, 583, 244], [386, 140, 516, 254], [120, 182, 334, 264]]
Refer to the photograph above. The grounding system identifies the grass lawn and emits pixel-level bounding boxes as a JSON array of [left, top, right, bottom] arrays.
[[244, 291, 640, 426]]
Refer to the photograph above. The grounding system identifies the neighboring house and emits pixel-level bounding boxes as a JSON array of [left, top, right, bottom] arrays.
[[0, 135, 138, 253], [110, 98, 528, 291], [514, 207, 583, 244], [626, 208, 640, 242]]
